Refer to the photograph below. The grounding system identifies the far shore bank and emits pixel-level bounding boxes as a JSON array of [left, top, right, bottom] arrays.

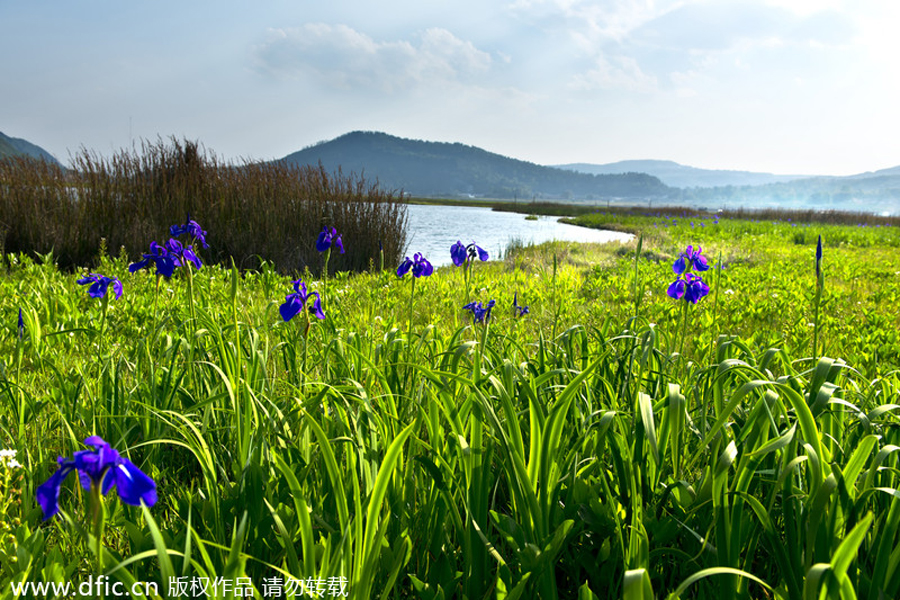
[[405, 197, 900, 227]]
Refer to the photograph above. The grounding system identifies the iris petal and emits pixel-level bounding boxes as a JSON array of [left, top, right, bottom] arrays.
[[129, 258, 150, 273], [279, 296, 302, 322], [182, 246, 203, 269], [88, 279, 108, 298], [114, 460, 158, 507], [36, 465, 75, 520], [308, 294, 325, 319], [667, 279, 685, 300], [156, 257, 176, 278], [450, 241, 467, 267]]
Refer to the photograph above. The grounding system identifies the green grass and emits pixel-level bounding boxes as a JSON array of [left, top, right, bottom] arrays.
[[1, 213, 899, 599]]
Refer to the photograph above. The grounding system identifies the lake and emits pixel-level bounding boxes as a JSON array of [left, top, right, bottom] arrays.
[[404, 204, 633, 266]]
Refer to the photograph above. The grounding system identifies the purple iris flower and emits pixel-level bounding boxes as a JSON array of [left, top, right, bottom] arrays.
[[280, 280, 325, 322], [166, 238, 202, 270], [513, 292, 529, 317], [397, 253, 434, 278], [36, 436, 157, 520], [170, 216, 208, 249], [18, 308, 24, 340], [815, 235, 822, 278], [316, 227, 345, 254], [451, 240, 489, 267], [463, 299, 496, 324], [129, 240, 179, 278], [672, 245, 709, 275], [77, 273, 123, 300], [667, 273, 710, 304]]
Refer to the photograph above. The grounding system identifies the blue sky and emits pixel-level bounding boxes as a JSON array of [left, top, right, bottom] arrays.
[[2, 0, 897, 175]]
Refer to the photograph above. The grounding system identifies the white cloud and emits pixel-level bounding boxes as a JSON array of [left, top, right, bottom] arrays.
[[508, 0, 684, 44], [255, 24, 492, 93], [569, 54, 657, 92]]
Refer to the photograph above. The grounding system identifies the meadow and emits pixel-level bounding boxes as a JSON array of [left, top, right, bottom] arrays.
[[1, 198, 900, 599]]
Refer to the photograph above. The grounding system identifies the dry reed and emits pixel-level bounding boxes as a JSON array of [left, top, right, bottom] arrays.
[[0, 137, 408, 273]]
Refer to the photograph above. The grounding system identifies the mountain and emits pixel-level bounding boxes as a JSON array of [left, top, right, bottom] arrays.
[[280, 131, 671, 200], [555, 159, 810, 189], [0, 131, 61, 166]]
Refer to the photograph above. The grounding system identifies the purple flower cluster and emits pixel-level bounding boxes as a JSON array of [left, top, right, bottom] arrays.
[[397, 253, 433, 278], [815, 234, 823, 279], [451, 240, 488, 267], [279, 280, 325, 322], [170, 216, 208, 249], [667, 245, 710, 304], [463, 299, 495, 324], [36, 436, 157, 520], [77, 273, 123, 300], [316, 227, 344, 254], [513, 292, 529, 318], [130, 239, 202, 278], [130, 218, 206, 278]]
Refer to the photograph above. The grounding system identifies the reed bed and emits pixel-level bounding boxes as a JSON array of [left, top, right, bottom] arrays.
[[0, 139, 407, 273]]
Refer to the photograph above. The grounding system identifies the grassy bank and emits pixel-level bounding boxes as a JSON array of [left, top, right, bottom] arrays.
[[489, 199, 900, 227]]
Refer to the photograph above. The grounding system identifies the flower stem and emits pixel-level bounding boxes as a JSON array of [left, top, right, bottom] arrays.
[[407, 276, 416, 343], [99, 294, 110, 359], [812, 285, 822, 358], [90, 483, 106, 586], [322, 247, 331, 315], [185, 264, 196, 333], [707, 252, 722, 366], [302, 311, 311, 387], [632, 233, 643, 318]]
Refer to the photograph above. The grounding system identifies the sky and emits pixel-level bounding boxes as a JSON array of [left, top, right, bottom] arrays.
[[2, 0, 898, 175]]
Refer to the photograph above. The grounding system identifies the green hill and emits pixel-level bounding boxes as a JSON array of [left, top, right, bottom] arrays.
[[0, 136, 20, 159], [0, 131, 61, 165], [280, 131, 671, 200]]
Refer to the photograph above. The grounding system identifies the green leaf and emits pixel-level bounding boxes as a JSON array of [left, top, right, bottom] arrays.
[[623, 568, 654, 600], [668, 567, 773, 600]]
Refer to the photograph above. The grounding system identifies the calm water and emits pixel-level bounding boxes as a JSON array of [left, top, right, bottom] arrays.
[[404, 204, 633, 266]]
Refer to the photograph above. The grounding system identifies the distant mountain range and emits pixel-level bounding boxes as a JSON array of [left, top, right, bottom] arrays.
[[280, 131, 670, 200], [280, 132, 899, 213], [556, 159, 900, 214], [555, 159, 810, 189], [4, 129, 898, 213], [0, 131, 61, 166]]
